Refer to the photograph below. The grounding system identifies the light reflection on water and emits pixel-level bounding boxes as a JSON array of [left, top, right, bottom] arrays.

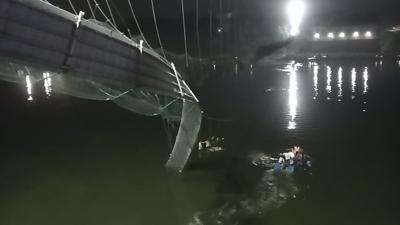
[[285, 62, 373, 131], [283, 61, 378, 130], [43, 72, 52, 97], [309, 64, 370, 101], [313, 63, 319, 100], [22, 71, 53, 101], [326, 65, 332, 99], [288, 62, 300, 130], [337, 67, 343, 101], [351, 67, 357, 99], [363, 67, 369, 95], [25, 75, 33, 101]]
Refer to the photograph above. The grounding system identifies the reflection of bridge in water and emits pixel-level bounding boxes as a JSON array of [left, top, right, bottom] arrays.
[[0, 0, 201, 172]]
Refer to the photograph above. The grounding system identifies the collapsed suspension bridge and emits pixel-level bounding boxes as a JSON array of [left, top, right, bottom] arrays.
[[0, 0, 203, 172]]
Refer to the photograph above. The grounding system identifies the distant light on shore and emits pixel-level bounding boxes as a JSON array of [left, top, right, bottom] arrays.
[[312, 30, 375, 40], [365, 31, 373, 38], [287, 1, 305, 36]]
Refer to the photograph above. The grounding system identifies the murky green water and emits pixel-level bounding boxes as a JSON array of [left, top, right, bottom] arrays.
[[1, 58, 400, 225]]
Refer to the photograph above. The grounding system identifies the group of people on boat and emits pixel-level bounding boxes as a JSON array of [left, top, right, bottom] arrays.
[[274, 146, 312, 173], [250, 146, 312, 174]]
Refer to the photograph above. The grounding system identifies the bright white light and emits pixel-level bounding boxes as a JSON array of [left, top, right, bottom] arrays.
[[314, 33, 320, 39], [327, 32, 335, 39], [365, 31, 373, 38], [287, 1, 305, 36], [353, 31, 360, 38], [339, 32, 346, 38]]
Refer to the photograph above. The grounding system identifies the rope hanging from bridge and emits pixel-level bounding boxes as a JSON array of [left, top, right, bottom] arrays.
[[181, 0, 189, 68], [150, 0, 167, 59], [127, 0, 151, 49]]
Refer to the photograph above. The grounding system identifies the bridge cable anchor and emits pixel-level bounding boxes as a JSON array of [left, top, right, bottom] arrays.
[[75, 11, 85, 28], [139, 40, 144, 54]]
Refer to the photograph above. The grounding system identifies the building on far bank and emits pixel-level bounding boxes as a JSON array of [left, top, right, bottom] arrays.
[[287, 25, 394, 59]]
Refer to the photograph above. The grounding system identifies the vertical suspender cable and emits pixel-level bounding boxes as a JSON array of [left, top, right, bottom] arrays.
[[86, 0, 96, 19], [105, 0, 117, 28], [219, 0, 223, 55], [181, 0, 189, 68], [209, 0, 213, 39], [109, 0, 130, 31], [209, 0, 213, 54], [162, 118, 173, 150], [93, 0, 99, 15], [93, 0, 119, 31], [196, 0, 202, 62], [150, 0, 167, 59], [127, 0, 152, 49], [68, 0, 77, 15], [219, 0, 222, 28]]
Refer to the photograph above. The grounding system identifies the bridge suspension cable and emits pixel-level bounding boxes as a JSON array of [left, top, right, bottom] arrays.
[[181, 0, 189, 67], [86, 0, 96, 19], [109, 0, 131, 32], [67, 0, 77, 15], [92, 0, 119, 31], [127, 0, 151, 49], [105, 0, 117, 28], [209, 0, 213, 53], [196, 0, 202, 62], [150, 0, 167, 59]]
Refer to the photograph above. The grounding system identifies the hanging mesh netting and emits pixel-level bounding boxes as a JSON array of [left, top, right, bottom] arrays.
[[0, 60, 202, 171], [0, 0, 202, 171]]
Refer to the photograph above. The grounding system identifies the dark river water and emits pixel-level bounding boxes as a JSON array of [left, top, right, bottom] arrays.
[[1, 58, 400, 225]]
